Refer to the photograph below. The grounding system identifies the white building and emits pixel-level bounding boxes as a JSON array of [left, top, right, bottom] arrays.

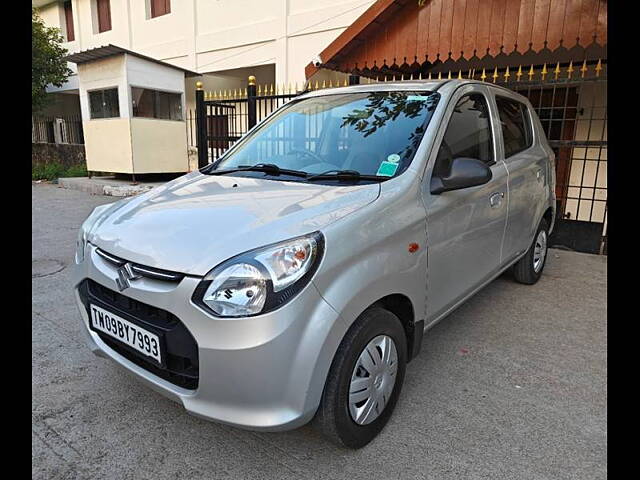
[[33, 0, 376, 114]]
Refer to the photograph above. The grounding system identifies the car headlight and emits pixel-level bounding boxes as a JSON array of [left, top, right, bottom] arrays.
[[75, 228, 88, 264], [74, 202, 115, 264], [193, 232, 324, 317]]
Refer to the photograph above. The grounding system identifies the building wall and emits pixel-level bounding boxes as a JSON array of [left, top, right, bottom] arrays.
[[77, 54, 127, 122], [184, 64, 276, 112], [75, 52, 190, 173], [75, 53, 129, 170], [130, 118, 189, 173], [35, 0, 375, 89], [38, 2, 62, 35], [32, 143, 86, 169], [126, 54, 186, 117], [83, 118, 133, 173]]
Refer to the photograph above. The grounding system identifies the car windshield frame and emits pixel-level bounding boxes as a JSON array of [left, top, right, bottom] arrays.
[[203, 90, 441, 183]]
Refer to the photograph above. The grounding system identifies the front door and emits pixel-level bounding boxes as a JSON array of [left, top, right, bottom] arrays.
[[422, 85, 508, 324]]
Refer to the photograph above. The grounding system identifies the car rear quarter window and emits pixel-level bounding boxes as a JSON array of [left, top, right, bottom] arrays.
[[496, 96, 533, 158]]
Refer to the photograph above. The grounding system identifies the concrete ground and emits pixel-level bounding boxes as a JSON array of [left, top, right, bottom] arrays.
[[32, 183, 607, 480]]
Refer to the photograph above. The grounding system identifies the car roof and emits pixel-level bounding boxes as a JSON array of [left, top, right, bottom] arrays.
[[297, 79, 528, 102], [298, 80, 447, 99]]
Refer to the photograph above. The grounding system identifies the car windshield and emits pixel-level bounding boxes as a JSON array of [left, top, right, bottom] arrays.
[[210, 91, 440, 180]]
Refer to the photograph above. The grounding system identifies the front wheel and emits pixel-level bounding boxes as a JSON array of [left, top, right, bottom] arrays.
[[314, 307, 407, 448], [512, 218, 549, 285]]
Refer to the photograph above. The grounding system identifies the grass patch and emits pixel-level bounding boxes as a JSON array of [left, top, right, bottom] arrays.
[[32, 162, 88, 181]]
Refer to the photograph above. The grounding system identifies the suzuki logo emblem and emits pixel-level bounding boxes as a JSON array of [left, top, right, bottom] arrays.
[[116, 263, 142, 291]]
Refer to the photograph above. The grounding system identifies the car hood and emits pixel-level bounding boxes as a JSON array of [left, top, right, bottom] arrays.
[[89, 172, 380, 276]]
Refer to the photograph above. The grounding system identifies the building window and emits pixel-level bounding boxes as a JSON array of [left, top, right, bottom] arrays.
[[495, 96, 533, 158], [63, 1, 75, 42], [150, 0, 171, 18], [131, 88, 183, 120], [88, 88, 120, 119], [96, 0, 112, 33]]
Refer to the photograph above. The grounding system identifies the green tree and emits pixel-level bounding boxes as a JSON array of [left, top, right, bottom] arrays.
[[32, 8, 72, 113]]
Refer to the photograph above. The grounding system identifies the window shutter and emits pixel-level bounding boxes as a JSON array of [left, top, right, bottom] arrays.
[[97, 0, 112, 33], [151, 0, 170, 18], [64, 1, 74, 42]]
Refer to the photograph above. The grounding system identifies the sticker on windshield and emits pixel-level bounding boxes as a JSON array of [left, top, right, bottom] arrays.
[[407, 95, 431, 102], [377, 161, 399, 177], [387, 154, 401, 163]]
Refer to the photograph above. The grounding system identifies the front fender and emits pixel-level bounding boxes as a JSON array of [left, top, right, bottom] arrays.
[[313, 177, 428, 332]]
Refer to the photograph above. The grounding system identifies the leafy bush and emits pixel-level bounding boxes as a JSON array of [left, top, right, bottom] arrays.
[[32, 163, 88, 181], [63, 164, 88, 178]]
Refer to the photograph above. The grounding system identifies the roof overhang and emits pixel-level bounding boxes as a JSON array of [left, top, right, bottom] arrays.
[[65, 44, 201, 77], [305, 0, 607, 80]]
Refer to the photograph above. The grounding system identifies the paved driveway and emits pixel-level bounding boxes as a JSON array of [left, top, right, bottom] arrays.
[[32, 183, 607, 480]]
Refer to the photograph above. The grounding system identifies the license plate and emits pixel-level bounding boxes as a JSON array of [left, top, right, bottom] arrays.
[[90, 304, 162, 364]]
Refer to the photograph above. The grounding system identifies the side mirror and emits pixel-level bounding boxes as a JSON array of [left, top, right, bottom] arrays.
[[430, 157, 493, 194]]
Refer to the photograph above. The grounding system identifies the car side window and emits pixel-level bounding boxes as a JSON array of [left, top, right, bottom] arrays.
[[495, 96, 533, 158], [433, 93, 493, 177]]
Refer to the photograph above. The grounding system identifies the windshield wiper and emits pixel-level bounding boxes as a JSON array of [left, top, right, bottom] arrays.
[[306, 169, 391, 182], [206, 163, 309, 178], [206, 165, 390, 182]]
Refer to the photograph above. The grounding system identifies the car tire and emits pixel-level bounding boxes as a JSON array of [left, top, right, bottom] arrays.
[[314, 307, 407, 449], [512, 218, 549, 285]]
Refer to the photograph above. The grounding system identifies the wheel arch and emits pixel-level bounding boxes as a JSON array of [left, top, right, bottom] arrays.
[[542, 205, 554, 234], [369, 294, 424, 362]]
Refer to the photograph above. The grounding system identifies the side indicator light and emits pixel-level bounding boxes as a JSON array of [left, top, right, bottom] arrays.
[[408, 243, 420, 253]]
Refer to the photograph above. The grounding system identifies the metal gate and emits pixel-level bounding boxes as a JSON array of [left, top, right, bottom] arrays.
[[194, 66, 607, 255], [506, 75, 607, 255], [194, 78, 299, 165]]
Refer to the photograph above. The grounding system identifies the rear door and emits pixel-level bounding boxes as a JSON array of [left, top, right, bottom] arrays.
[[422, 84, 508, 324], [491, 92, 548, 261]]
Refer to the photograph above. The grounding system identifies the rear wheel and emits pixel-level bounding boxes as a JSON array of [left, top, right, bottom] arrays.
[[314, 307, 407, 448], [513, 218, 549, 285]]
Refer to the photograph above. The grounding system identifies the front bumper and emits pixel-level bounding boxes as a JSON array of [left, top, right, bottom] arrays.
[[72, 244, 345, 431]]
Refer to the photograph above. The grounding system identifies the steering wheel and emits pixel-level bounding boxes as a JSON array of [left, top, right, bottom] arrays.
[[287, 148, 325, 165]]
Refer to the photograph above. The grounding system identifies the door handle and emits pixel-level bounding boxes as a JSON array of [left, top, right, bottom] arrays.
[[536, 168, 544, 183], [489, 192, 504, 208]]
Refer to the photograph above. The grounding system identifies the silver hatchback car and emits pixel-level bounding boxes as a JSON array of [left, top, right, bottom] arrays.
[[72, 80, 555, 448]]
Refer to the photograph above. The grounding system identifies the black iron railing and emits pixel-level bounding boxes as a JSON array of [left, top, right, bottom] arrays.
[[503, 76, 607, 254], [32, 115, 84, 145], [194, 77, 300, 167]]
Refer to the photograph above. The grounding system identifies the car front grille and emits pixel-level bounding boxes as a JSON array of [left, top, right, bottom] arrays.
[[78, 279, 199, 390], [95, 247, 185, 283]]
